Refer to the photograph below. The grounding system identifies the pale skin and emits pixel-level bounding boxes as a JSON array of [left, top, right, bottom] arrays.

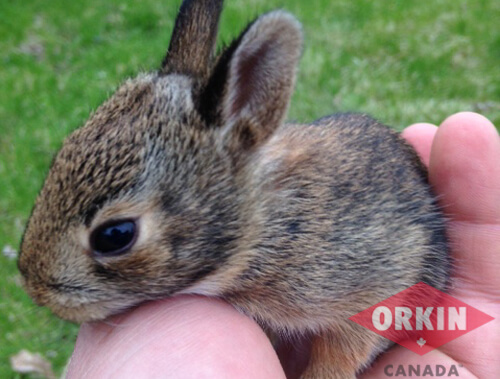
[[67, 112, 499, 379]]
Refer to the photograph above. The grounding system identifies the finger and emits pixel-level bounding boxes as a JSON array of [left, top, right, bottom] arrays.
[[428, 112, 500, 379], [429, 112, 500, 289], [401, 123, 438, 167], [67, 296, 285, 379], [429, 112, 500, 224]]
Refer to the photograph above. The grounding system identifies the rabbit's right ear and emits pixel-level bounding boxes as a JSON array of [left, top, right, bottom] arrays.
[[202, 11, 303, 152]]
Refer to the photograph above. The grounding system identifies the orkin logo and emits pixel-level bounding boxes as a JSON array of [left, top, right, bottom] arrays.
[[349, 282, 495, 355]]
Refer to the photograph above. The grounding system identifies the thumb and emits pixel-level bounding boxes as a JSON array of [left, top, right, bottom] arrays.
[[67, 296, 285, 378]]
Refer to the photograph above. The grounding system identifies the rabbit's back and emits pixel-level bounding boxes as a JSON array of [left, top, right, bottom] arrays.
[[227, 113, 449, 332]]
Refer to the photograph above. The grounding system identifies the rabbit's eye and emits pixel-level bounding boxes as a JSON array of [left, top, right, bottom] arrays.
[[90, 220, 137, 256]]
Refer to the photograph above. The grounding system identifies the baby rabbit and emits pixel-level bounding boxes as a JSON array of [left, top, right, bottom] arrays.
[[19, 0, 450, 377]]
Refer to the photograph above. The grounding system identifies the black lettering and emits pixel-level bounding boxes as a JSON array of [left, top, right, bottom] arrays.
[[384, 364, 394, 377], [436, 365, 446, 376], [449, 365, 459, 376], [409, 365, 420, 376], [395, 365, 406, 376], [422, 365, 434, 376]]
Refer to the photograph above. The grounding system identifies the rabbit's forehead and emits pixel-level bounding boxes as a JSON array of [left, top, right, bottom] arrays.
[[152, 74, 195, 113], [23, 74, 201, 241], [91, 73, 195, 128], [121, 72, 195, 118], [29, 75, 198, 221]]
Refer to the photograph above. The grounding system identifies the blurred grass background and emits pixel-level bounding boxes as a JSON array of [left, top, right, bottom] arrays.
[[1, 0, 498, 377]]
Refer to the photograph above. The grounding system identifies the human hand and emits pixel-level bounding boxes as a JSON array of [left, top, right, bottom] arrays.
[[362, 112, 500, 378], [66, 112, 499, 379], [66, 296, 285, 378]]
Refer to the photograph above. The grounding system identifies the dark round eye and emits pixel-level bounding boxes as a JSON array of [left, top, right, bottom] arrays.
[[90, 219, 138, 256]]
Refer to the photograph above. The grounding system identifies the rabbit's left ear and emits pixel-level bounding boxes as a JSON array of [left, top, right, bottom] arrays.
[[202, 11, 303, 151]]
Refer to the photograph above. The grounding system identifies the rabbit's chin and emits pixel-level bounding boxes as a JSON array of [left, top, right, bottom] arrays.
[[47, 298, 140, 323]]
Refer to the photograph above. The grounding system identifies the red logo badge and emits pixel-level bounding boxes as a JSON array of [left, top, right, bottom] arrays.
[[349, 282, 495, 355]]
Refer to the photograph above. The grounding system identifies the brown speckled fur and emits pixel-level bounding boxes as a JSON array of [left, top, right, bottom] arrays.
[[19, 1, 450, 377]]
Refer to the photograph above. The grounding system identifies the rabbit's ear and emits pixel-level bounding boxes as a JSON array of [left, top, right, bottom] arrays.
[[161, 0, 223, 79], [211, 11, 302, 151]]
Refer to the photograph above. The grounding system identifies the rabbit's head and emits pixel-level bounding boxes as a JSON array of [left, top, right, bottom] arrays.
[[18, 0, 303, 322]]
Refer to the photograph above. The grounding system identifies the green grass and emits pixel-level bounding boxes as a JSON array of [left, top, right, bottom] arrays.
[[1, 0, 498, 377]]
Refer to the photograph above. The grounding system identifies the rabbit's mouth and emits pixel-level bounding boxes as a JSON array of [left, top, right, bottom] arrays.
[[22, 277, 140, 323]]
